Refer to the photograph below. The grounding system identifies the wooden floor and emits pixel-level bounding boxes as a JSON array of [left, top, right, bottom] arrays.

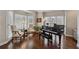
[[65, 36, 77, 49], [0, 33, 44, 49], [0, 32, 59, 49], [0, 33, 77, 49]]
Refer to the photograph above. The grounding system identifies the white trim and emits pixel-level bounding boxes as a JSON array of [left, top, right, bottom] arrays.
[[64, 11, 66, 36], [66, 34, 73, 37], [0, 38, 11, 46]]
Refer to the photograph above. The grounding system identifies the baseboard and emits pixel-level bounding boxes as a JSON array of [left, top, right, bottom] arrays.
[[0, 39, 11, 46], [66, 34, 77, 43], [66, 34, 73, 37]]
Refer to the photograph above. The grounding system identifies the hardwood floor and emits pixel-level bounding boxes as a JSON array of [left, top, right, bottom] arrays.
[[0, 33, 43, 49], [65, 36, 77, 49], [0, 33, 77, 49], [0, 32, 59, 49]]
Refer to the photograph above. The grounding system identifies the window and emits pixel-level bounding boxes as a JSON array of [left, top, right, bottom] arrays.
[[44, 16, 64, 27], [15, 14, 34, 30], [6, 11, 34, 40], [27, 16, 34, 28], [44, 16, 56, 27], [56, 16, 64, 25], [25, 16, 28, 29], [28, 16, 33, 23], [15, 14, 26, 30]]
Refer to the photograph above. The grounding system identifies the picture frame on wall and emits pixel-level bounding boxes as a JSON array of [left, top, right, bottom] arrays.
[[36, 18, 42, 23]]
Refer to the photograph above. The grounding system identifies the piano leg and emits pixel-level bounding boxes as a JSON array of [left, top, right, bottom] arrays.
[[59, 35, 61, 49], [48, 39, 53, 48], [48, 39, 49, 47], [54, 35, 57, 48]]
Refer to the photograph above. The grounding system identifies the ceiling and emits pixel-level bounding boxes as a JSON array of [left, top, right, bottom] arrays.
[[29, 10, 64, 13]]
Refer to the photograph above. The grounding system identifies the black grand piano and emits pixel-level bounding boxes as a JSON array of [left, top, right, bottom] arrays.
[[41, 24, 64, 49]]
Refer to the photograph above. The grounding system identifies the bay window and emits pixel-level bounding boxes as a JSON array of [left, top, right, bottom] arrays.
[[15, 14, 34, 30]]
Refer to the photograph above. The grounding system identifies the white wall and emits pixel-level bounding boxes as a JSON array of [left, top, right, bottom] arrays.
[[36, 11, 44, 26], [0, 10, 8, 45], [66, 10, 77, 37], [43, 10, 65, 16], [76, 11, 79, 48]]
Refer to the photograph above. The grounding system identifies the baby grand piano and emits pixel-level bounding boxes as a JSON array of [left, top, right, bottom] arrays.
[[41, 24, 64, 49]]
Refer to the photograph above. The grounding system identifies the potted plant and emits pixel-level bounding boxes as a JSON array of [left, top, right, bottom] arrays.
[[33, 25, 41, 31]]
